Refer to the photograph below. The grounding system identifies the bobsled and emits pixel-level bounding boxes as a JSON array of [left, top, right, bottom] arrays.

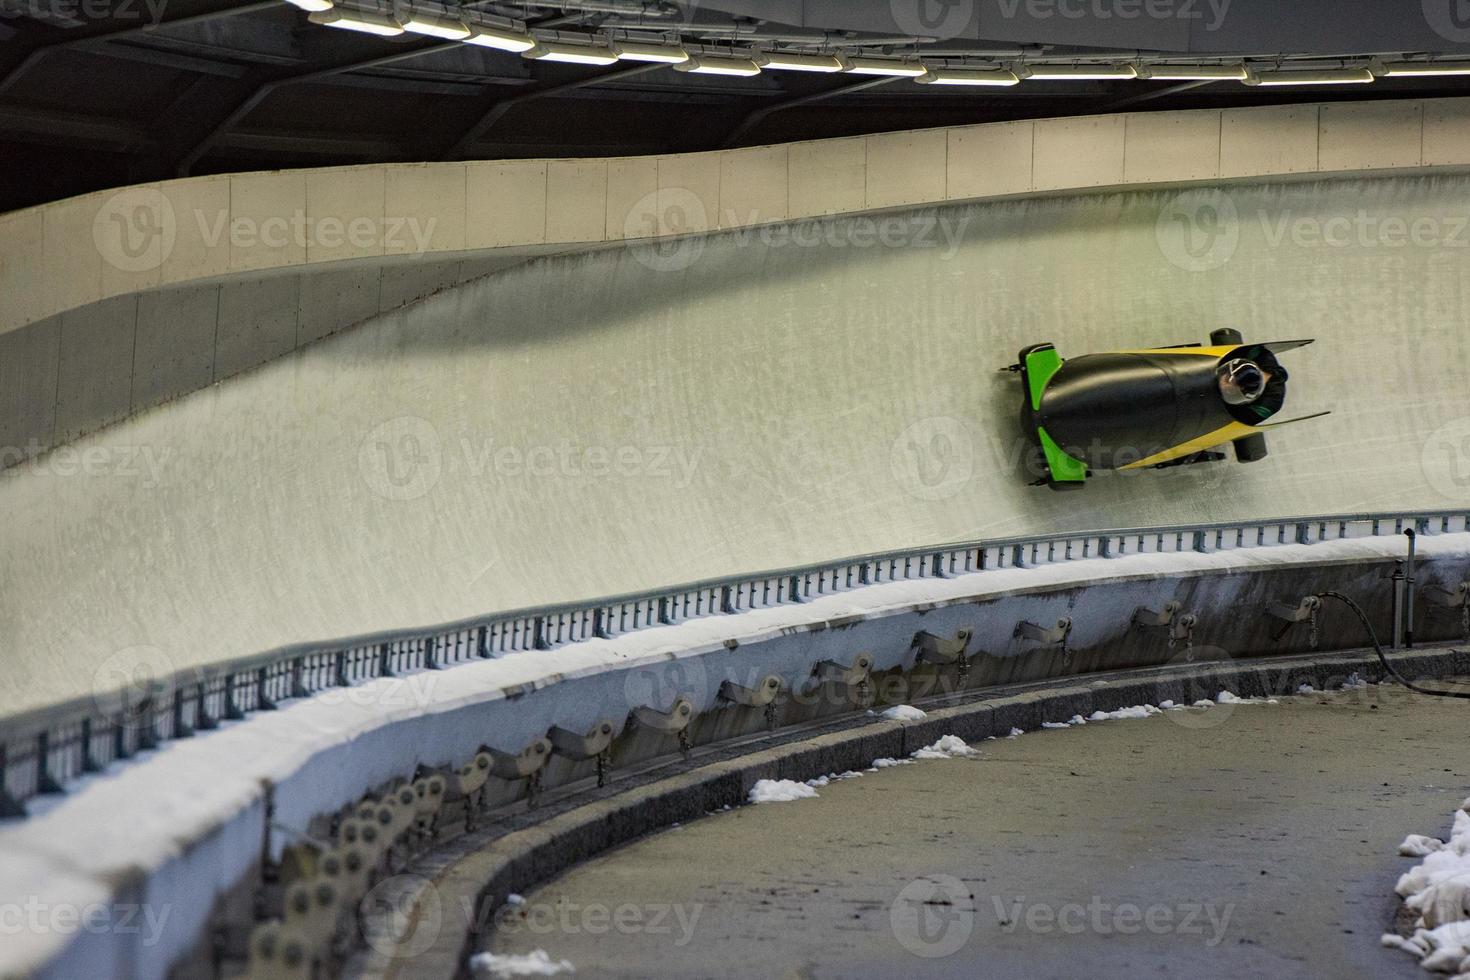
[[1004, 328, 1328, 490]]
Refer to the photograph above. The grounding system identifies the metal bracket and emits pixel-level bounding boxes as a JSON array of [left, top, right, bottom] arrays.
[[813, 654, 873, 688], [486, 738, 551, 780], [719, 675, 783, 708], [548, 720, 616, 763], [1423, 582, 1470, 608], [1266, 595, 1321, 647], [1014, 617, 1072, 647], [1132, 602, 1196, 653], [913, 628, 973, 665], [631, 697, 695, 736]]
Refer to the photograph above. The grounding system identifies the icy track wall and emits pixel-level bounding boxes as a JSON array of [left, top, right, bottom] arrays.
[[3, 172, 1470, 715]]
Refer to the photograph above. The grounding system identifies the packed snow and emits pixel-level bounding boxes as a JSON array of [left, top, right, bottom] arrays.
[[880, 704, 928, 721], [912, 735, 980, 759], [748, 779, 820, 804], [1385, 799, 1470, 976], [470, 949, 576, 977]]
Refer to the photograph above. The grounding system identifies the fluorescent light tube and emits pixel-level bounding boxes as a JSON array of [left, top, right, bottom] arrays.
[[673, 56, 761, 77], [284, 0, 333, 12], [838, 56, 927, 77], [754, 51, 843, 73], [1024, 63, 1138, 80], [307, 7, 403, 36], [399, 10, 471, 39], [527, 41, 619, 65], [1247, 67, 1375, 86], [1379, 61, 1470, 77], [916, 67, 1021, 86], [613, 40, 689, 63], [1139, 64, 1248, 80], [465, 25, 537, 52]]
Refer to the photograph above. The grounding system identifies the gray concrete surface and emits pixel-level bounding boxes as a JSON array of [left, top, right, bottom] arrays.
[[4, 173, 1470, 717], [482, 684, 1470, 979]]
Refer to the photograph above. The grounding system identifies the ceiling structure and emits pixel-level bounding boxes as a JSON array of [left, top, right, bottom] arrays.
[[2, 0, 1469, 212]]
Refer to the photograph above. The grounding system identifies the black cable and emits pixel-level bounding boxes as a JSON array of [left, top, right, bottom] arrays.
[[1315, 590, 1470, 699]]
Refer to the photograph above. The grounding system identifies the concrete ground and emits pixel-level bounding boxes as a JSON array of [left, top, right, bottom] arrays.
[[480, 683, 1470, 979]]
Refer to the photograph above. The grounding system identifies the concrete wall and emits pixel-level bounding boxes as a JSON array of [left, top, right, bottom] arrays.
[[4, 166, 1470, 717], [3, 98, 1470, 467]]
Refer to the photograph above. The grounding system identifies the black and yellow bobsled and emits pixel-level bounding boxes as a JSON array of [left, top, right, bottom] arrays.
[[1006, 328, 1328, 490]]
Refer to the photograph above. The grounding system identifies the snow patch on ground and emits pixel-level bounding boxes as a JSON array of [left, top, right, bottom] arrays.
[[912, 735, 980, 759], [869, 758, 913, 769], [748, 779, 819, 804], [1385, 801, 1470, 975], [470, 950, 575, 977], [806, 771, 862, 788], [880, 704, 928, 721], [1089, 704, 1162, 721]]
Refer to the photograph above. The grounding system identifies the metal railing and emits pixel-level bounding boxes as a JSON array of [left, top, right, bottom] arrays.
[[1, 508, 1464, 817]]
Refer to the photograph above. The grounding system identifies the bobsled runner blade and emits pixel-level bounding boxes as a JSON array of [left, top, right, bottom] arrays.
[[1260, 339, 1316, 354], [1255, 409, 1331, 428]]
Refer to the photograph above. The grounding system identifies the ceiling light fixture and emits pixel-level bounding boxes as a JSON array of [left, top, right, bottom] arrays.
[[1022, 63, 1138, 80], [1378, 60, 1470, 77], [526, 41, 620, 65], [307, 7, 404, 36], [837, 56, 928, 77], [1246, 67, 1375, 85], [284, 0, 334, 12], [1137, 63, 1248, 80], [465, 24, 537, 52], [673, 55, 762, 76], [754, 51, 844, 73], [612, 40, 690, 63], [399, 9, 471, 39], [916, 67, 1021, 86]]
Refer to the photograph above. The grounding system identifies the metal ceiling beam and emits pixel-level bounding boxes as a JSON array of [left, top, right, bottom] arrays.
[[720, 74, 903, 149], [443, 61, 666, 160], [0, 0, 277, 98], [173, 40, 458, 175]]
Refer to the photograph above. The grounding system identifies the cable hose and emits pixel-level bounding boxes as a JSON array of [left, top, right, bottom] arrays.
[[1315, 590, 1470, 699]]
